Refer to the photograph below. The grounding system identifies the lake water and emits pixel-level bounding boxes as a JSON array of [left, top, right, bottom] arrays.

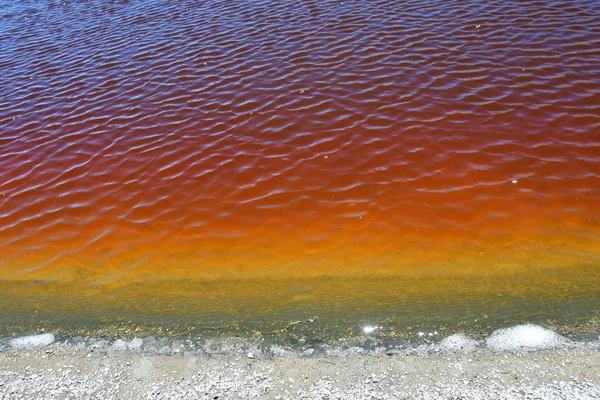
[[1, 0, 599, 338]]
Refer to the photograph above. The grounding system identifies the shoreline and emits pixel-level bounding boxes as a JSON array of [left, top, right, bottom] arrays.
[[2, 324, 600, 398], [3, 323, 600, 355]]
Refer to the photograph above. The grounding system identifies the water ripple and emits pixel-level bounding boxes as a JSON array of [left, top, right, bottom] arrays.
[[0, 0, 599, 274]]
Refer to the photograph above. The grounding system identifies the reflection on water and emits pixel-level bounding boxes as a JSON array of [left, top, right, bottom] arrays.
[[0, 0, 599, 334]]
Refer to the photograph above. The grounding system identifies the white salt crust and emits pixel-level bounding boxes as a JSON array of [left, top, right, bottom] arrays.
[[112, 338, 143, 351]]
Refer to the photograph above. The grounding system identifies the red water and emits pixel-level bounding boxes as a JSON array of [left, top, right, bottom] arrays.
[[0, 0, 599, 305]]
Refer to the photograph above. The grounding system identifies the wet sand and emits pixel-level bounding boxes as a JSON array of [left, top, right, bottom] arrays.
[[1, 346, 599, 399]]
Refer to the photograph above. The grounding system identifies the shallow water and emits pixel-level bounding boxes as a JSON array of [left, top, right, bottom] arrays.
[[0, 0, 599, 336]]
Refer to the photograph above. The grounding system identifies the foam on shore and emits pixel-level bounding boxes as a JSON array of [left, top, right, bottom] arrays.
[[10, 333, 56, 349], [2, 323, 597, 358], [439, 333, 479, 351], [486, 324, 569, 351]]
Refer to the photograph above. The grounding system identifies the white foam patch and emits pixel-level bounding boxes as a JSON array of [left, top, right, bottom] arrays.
[[486, 324, 567, 351], [439, 334, 478, 351], [10, 333, 55, 349]]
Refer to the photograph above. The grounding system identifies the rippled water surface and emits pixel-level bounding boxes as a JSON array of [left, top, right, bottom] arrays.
[[1, 0, 599, 335]]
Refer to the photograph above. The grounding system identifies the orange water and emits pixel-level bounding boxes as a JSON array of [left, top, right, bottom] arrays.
[[0, 0, 599, 333]]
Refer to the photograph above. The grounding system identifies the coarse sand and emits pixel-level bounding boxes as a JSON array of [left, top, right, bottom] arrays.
[[1, 345, 599, 399]]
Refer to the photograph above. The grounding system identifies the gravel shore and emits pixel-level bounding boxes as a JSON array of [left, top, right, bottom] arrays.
[[1, 345, 599, 399]]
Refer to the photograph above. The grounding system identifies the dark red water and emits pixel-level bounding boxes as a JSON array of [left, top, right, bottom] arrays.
[[0, 0, 599, 332]]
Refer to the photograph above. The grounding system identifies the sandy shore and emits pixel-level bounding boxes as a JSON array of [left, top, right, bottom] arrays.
[[1, 345, 599, 399]]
